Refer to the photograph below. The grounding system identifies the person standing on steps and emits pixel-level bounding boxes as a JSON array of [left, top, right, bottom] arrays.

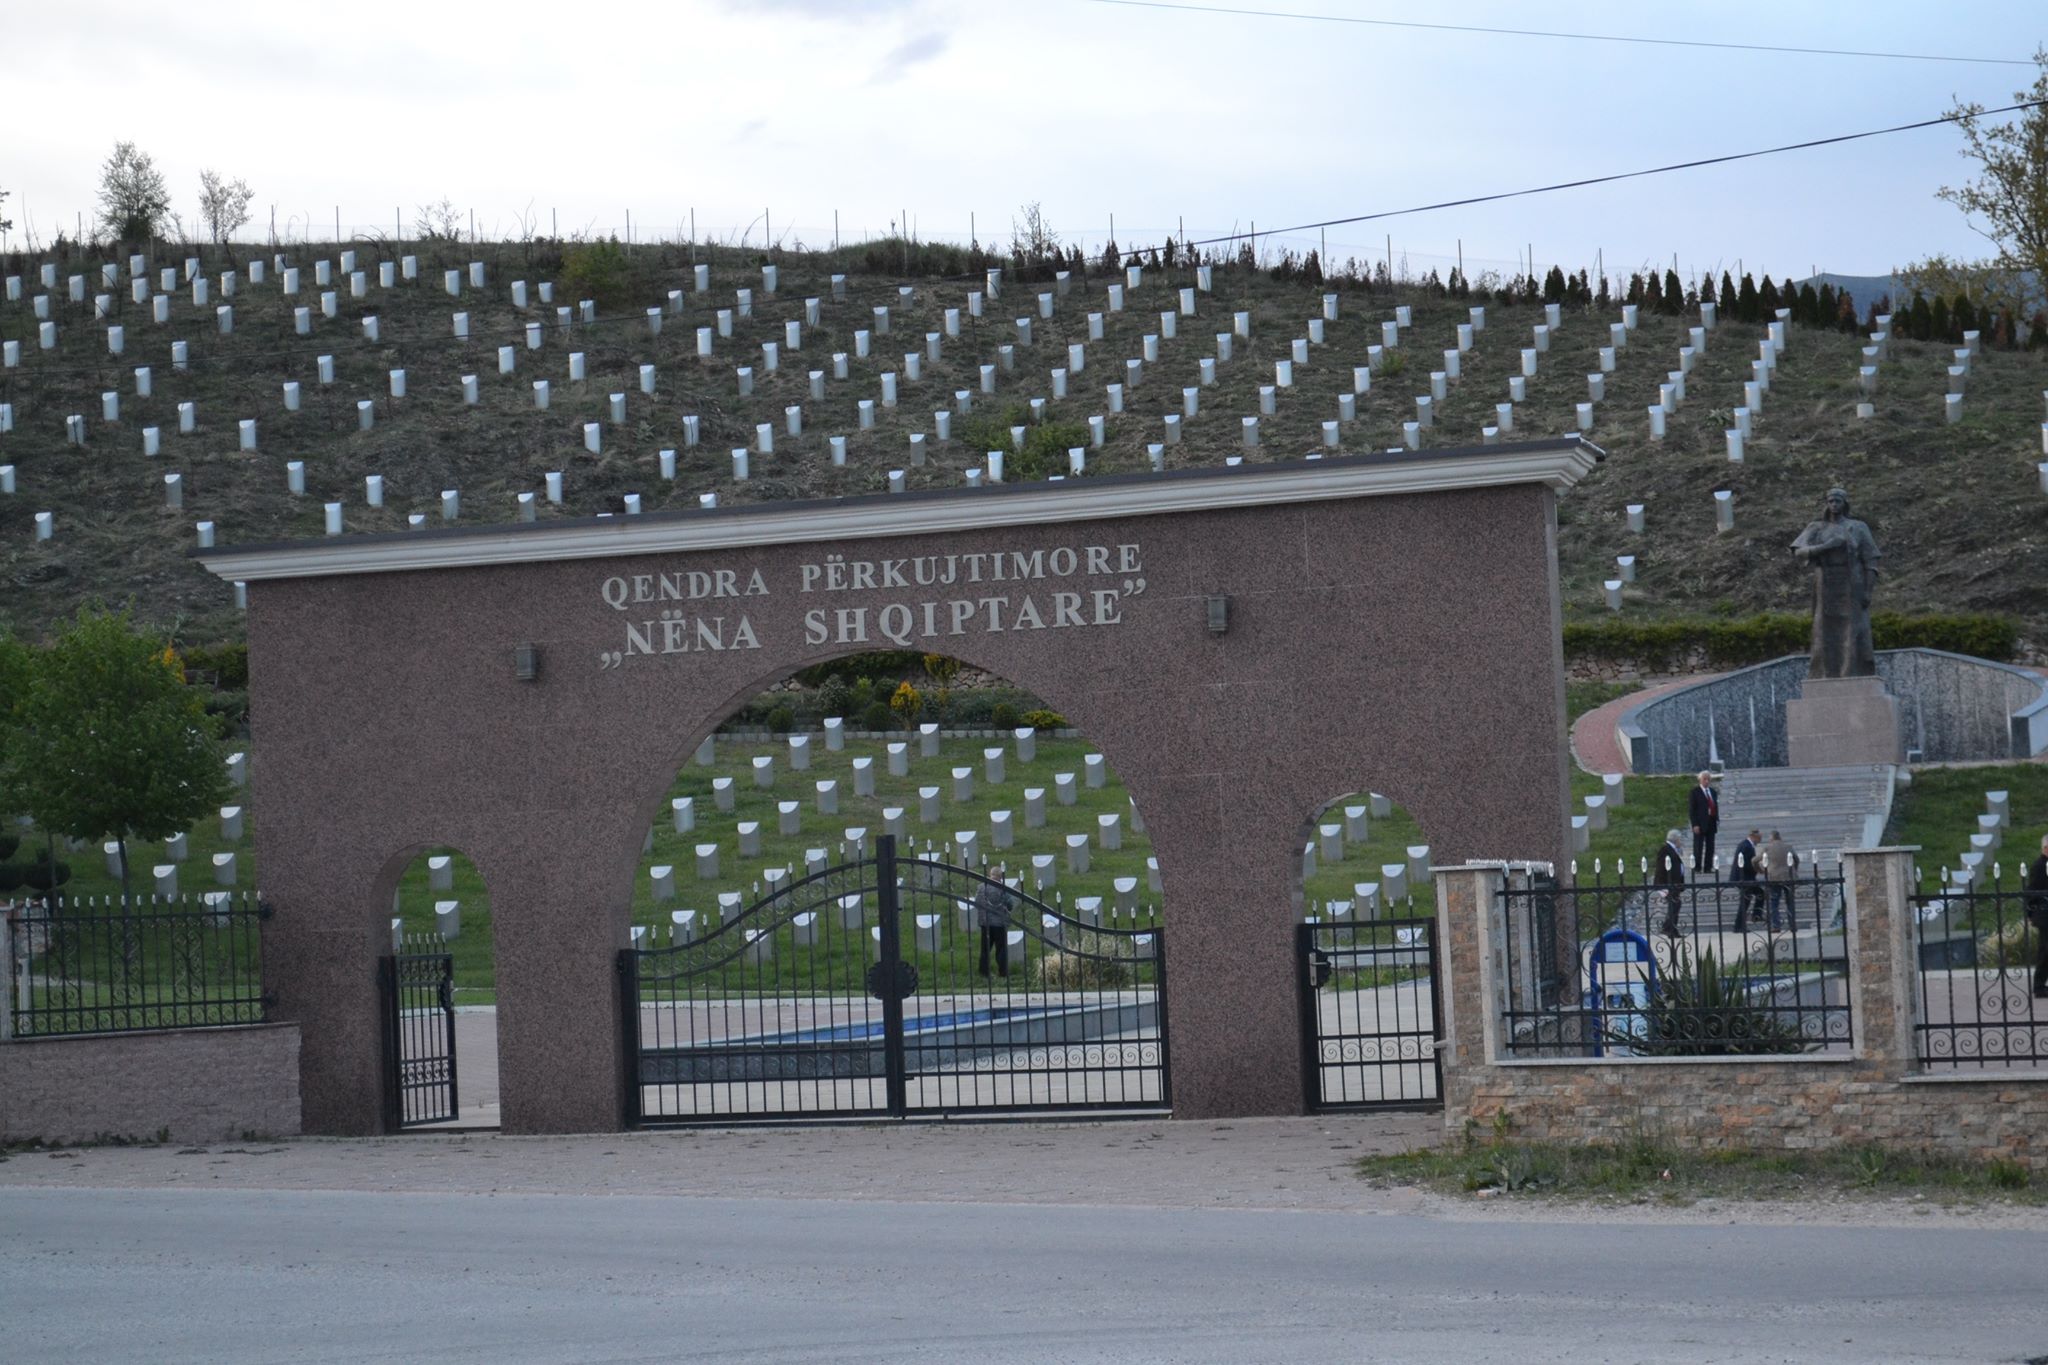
[[1688, 770, 1720, 875], [1654, 829, 1687, 937], [1763, 830, 1800, 933], [975, 863, 1017, 980], [2026, 834, 2048, 1000], [1731, 828, 1766, 933]]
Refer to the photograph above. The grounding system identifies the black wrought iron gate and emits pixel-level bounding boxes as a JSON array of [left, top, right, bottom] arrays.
[[381, 936, 458, 1128], [1298, 915, 1443, 1110], [620, 835, 1169, 1124]]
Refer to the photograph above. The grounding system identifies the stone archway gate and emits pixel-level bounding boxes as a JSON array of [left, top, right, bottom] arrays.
[[199, 439, 1598, 1135]]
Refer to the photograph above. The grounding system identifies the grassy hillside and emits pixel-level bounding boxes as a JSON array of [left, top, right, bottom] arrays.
[[2, 238, 2045, 650]]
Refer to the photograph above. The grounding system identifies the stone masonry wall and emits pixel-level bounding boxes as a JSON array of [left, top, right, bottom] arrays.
[[1435, 850, 2048, 1167], [0, 1023, 302, 1145]]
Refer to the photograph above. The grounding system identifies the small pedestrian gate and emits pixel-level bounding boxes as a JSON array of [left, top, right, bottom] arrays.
[[620, 835, 1169, 1123], [1298, 915, 1443, 1110], [380, 936, 458, 1128]]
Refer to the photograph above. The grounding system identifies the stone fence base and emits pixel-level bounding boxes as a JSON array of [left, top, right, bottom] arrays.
[[1434, 851, 2048, 1168], [0, 1023, 302, 1145], [1450, 1061, 2048, 1166]]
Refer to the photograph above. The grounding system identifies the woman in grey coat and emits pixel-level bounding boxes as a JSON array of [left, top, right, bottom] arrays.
[[975, 864, 1016, 979]]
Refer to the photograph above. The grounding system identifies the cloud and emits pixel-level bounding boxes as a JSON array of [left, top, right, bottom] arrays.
[[872, 30, 949, 82]]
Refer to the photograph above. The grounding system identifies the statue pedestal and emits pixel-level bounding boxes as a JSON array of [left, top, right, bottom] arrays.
[[1786, 676, 1903, 768]]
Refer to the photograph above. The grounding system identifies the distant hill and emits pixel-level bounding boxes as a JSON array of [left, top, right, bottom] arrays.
[[1800, 271, 2042, 315], [3, 241, 2045, 653], [1799, 273, 1900, 314]]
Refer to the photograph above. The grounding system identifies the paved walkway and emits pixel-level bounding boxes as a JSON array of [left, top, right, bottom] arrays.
[[0, 1114, 1444, 1213], [1570, 675, 1715, 775]]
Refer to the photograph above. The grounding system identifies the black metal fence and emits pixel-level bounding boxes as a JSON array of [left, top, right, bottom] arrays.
[[1497, 866, 1852, 1059], [1913, 877, 2048, 1070], [1298, 916, 1441, 1109], [3, 892, 270, 1038]]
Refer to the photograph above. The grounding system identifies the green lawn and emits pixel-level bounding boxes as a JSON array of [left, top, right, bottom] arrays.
[[1566, 680, 1637, 726], [1300, 798, 1437, 919], [1571, 769, 1694, 880], [1884, 764, 2048, 895], [7, 767, 258, 910]]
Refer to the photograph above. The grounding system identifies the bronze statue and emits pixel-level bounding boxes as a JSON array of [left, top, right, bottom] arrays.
[[1791, 487, 1881, 678]]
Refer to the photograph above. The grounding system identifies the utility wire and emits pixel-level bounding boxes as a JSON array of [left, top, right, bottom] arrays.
[[1172, 99, 2048, 252], [1082, 0, 2038, 67]]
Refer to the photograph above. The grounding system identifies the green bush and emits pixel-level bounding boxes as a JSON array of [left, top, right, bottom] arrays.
[[989, 702, 1019, 729], [178, 641, 248, 688], [815, 677, 852, 719], [766, 703, 795, 734], [793, 651, 923, 688], [1012, 421, 1092, 480], [954, 406, 1093, 481], [940, 689, 1039, 725], [1563, 612, 2018, 671], [560, 237, 631, 310], [22, 856, 72, 893], [1873, 612, 2020, 659], [1613, 946, 1806, 1057], [859, 701, 894, 732], [205, 689, 249, 736], [1020, 709, 1067, 730], [848, 237, 969, 278]]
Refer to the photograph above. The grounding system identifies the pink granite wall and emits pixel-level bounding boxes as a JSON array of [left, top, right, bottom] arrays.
[[246, 482, 1572, 1134], [0, 1024, 302, 1145]]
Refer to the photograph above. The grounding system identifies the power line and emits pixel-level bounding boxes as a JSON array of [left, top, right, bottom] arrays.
[[1082, 0, 2038, 67], [1172, 99, 2048, 252]]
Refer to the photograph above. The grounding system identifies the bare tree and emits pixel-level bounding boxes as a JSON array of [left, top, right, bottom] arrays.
[[0, 187, 13, 235], [1010, 201, 1059, 263], [96, 140, 172, 243], [1935, 50, 2048, 309], [414, 198, 462, 241], [197, 169, 254, 248]]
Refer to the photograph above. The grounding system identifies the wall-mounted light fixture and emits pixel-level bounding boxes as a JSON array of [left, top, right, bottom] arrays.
[[513, 643, 539, 681], [1205, 595, 1230, 636]]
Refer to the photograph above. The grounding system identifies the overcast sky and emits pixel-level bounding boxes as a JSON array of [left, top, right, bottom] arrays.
[[5, 0, 2042, 284]]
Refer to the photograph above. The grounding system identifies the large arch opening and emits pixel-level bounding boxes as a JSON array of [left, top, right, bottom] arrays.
[[619, 651, 1167, 1121]]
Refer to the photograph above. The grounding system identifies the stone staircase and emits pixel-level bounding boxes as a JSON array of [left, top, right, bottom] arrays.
[[1716, 763, 1897, 878]]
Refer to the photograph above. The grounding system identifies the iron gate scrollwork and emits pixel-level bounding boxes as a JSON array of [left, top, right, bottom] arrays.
[[380, 935, 458, 1128], [1298, 915, 1443, 1110], [620, 835, 1169, 1123]]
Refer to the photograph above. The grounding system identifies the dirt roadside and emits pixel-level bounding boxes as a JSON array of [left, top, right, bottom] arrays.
[[8, 1114, 2048, 1231]]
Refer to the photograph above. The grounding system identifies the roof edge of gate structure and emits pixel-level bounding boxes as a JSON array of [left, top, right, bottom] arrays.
[[194, 438, 1604, 582]]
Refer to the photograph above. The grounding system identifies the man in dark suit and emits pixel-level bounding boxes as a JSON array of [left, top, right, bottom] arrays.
[[2027, 834, 2048, 999], [1730, 827, 1766, 933], [1689, 770, 1720, 874], [1654, 828, 1687, 937]]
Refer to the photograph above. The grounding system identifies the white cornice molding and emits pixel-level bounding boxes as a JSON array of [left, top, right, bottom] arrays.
[[196, 440, 1601, 582]]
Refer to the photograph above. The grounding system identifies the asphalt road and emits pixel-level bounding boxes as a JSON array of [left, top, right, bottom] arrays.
[[4, 1188, 2045, 1364]]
